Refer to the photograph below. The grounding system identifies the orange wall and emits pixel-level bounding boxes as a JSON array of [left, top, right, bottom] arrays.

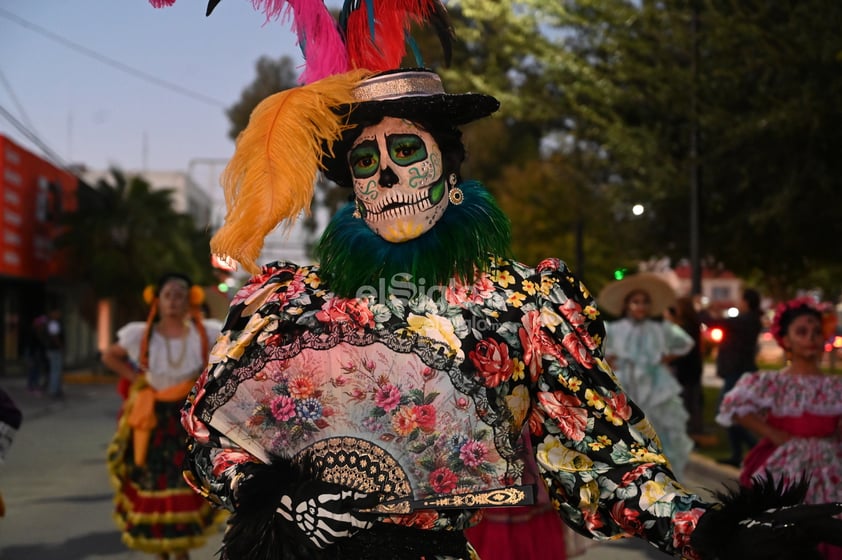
[[0, 135, 78, 281]]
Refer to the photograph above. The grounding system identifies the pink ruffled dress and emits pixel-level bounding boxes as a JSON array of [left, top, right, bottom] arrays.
[[717, 370, 842, 560]]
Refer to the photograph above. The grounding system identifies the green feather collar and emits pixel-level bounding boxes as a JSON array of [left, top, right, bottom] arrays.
[[315, 180, 512, 298]]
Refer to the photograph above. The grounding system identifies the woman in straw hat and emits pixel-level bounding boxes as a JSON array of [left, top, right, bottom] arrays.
[[598, 272, 695, 476], [153, 1, 842, 559]]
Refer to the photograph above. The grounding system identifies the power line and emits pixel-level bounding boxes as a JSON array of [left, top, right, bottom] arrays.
[[0, 103, 70, 171], [0, 7, 227, 108], [0, 68, 39, 137]]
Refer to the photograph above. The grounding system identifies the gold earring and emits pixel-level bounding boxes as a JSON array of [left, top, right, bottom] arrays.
[[448, 187, 464, 205], [448, 173, 457, 187], [352, 202, 362, 219]]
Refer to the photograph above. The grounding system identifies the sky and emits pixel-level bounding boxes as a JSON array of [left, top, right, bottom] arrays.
[[0, 0, 324, 187]]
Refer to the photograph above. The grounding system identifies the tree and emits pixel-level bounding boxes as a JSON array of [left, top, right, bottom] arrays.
[[225, 55, 299, 141], [447, 0, 842, 297], [57, 170, 214, 320]]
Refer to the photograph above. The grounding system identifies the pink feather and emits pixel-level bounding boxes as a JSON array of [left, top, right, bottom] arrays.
[[250, 0, 288, 21], [148, 0, 177, 7], [287, 0, 349, 83]]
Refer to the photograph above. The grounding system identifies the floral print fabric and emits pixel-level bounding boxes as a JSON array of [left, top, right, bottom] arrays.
[[182, 257, 710, 558]]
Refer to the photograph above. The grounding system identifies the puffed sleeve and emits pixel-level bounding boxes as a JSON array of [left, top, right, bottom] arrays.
[[115, 322, 147, 364], [663, 321, 695, 357], [181, 265, 295, 511], [524, 258, 708, 558], [715, 371, 772, 427]]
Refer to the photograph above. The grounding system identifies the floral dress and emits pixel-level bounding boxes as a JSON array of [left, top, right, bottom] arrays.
[[716, 371, 842, 502], [604, 318, 696, 475], [182, 258, 710, 559]]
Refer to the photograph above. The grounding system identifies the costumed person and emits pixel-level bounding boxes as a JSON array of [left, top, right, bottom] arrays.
[[150, 1, 842, 559], [102, 273, 225, 560], [717, 297, 842, 560], [598, 273, 696, 476]]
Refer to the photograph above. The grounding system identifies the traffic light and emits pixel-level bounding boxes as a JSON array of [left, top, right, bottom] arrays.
[[613, 267, 628, 281]]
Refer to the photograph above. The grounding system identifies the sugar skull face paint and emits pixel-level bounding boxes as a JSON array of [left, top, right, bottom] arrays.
[[349, 117, 448, 242]]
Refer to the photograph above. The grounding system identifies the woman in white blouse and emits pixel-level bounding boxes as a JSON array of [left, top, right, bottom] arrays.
[[103, 273, 223, 560]]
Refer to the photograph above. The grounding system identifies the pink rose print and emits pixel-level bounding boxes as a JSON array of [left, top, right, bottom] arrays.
[[315, 298, 375, 328], [528, 407, 546, 436], [558, 299, 586, 328], [455, 396, 470, 410], [288, 376, 315, 399], [519, 310, 544, 380], [470, 275, 496, 303], [620, 463, 654, 486], [429, 467, 458, 494], [536, 258, 561, 273], [211, 450, 256, 478], [561, 332, 595, 368], [375, 384, 402, 412], [413, 404, 436, 432], [469, 338, 515, 388], [537, 391, 588, 442], [605, 392, 632, 422], [445, 282, 469, 306], [392, 407, 418, 436], [459, 440, 488, 468], [315, 298, 353, 323], [582, 508, 605, 533], [231, 269, 277, 305], [672, 509, 704, 551], [610, 502, 645, 535], [270, 395, 296, 421]]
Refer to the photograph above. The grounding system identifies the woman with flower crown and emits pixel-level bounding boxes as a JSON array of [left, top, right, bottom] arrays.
[[717, 297, 842, 559], [102, 273, 225, 560]]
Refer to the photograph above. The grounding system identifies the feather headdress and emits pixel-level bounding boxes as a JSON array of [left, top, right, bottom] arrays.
[[148, 0, 469, 274], [150, 0, 453, 84], [209, 69, 370, 274]]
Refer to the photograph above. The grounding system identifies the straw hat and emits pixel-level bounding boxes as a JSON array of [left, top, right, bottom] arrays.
[[597, 272, 677, 318]]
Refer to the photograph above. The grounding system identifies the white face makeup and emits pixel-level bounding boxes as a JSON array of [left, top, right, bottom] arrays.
[[348, 117, 449, 242]]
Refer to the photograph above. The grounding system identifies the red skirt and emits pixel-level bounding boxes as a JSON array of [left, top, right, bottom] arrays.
[[465, 505, 568, 560], [107, 397, 225, 554]]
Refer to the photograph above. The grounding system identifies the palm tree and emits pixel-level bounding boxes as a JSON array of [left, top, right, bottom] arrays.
[[57, 169, 213, 322]]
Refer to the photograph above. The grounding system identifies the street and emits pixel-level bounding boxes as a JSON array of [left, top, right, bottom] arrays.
[[0, 375, 737, 560]]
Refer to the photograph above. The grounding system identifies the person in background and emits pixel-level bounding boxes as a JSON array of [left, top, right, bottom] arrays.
[[26, 313, 49, 394], [44, 308, 65, 400], [665, 296, 706, 438], [705, 288, 762, 467], [102, 273, 224, 560], [599, 273, 696, 476], [717, 297, 842, 560]]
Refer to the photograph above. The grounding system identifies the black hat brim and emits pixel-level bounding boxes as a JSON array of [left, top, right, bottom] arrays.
[[322, 92, 499, 187]]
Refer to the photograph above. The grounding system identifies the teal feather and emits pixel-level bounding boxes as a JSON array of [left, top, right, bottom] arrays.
[[315, 181, 512, 298]]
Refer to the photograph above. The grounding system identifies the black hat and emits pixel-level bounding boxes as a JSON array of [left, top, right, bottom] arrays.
[[322, 68, 500, 187]]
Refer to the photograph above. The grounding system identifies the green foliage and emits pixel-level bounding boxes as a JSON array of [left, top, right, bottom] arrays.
[[225, 55, 299, 141], [56, 170, 214, 319]]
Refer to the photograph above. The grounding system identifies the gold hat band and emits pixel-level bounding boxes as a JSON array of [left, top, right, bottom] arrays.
[[353, 72, 445, 102]]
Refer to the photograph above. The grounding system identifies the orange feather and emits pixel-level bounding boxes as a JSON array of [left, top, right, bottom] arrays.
[[211, 69, 371, 274]]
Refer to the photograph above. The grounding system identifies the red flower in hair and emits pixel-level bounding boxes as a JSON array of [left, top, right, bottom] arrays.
[[769, 296, 825, 347]]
